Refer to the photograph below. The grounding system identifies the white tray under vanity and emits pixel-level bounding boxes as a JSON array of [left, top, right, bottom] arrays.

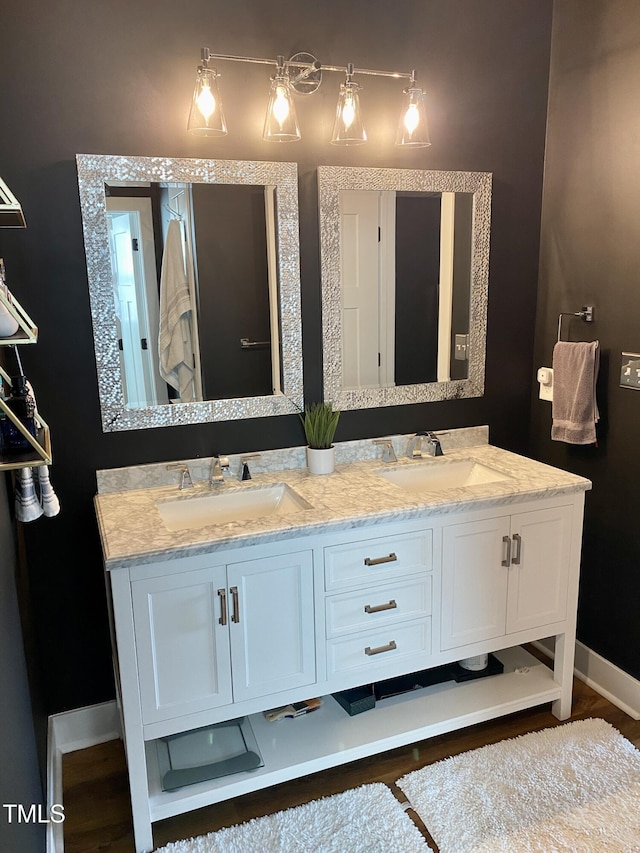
[[96, 431, 591, 853]]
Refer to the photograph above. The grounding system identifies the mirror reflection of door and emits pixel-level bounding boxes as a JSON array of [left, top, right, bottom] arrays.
[[340, 191, 386, 389], [339, 190, 473, 392], [106, 199, 168, 407], [191, 184, 274, 401], [394, 192, 441, 385], [105, 181, 279, 407]]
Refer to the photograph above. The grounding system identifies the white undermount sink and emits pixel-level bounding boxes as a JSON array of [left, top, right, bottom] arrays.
[[376, 459, 512, 493], [156, 483, 312, 531]]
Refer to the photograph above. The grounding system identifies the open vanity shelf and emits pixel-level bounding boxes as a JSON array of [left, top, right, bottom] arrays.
[[144, 645, 557, 822]]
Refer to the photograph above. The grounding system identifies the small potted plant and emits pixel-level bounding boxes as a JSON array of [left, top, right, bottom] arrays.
[[300, 401, 340, 475]]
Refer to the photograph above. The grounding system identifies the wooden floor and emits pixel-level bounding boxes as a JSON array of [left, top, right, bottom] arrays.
[[62, 657, 640, 853]]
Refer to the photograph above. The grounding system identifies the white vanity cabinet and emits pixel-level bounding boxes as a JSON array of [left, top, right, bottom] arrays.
[[441, 504, 573, 650], [103, 483, 587, 853], [124, 549, 316, 725]]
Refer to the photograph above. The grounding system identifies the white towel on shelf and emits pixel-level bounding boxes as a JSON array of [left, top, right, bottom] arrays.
[[15, 468, 44, 522], [158, 219, 195, 402], [551, 340, 600, 444]]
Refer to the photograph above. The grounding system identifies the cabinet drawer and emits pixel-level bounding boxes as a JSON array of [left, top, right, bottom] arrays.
[[326, 577, 432, 638], [327, 619, 431, 677], [324, 530, 432, 591]]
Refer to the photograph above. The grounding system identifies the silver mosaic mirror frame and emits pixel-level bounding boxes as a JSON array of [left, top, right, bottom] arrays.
[[318, 165, 492, 410], [76, 154, 303, 431]]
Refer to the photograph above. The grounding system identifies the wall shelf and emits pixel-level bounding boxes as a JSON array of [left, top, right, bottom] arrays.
[[0, 364, 51, 470], [0, 287, 38, 345]]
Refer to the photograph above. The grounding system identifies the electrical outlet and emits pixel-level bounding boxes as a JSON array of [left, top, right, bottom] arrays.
[[537, 367, 553, 402], [620, 352, 640, 389]]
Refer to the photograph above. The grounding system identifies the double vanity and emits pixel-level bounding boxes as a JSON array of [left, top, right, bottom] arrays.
[[76, 151, 590, 852], [96, 428, 591, 853]]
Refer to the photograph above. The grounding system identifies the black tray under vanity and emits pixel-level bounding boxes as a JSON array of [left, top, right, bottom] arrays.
[[373, 654, 504, 701]]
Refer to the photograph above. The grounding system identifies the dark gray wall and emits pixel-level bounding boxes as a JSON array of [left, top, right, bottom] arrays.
[[532, 0, 640, 677], [0, 0, 553, 714]]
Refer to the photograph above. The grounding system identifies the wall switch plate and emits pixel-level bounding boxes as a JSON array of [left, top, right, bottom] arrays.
[[620, 352, 640, 389], [537, 366, 553, 402]]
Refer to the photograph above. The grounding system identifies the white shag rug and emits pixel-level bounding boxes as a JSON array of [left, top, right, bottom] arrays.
[[153, 782, 432, 853], [397, 717, 640, 853]]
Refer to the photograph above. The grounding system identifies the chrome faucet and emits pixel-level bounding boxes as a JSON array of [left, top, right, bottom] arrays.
[[426, 432, 444, 457], [238, 453, 261, 481], [406, 431, 445, 458], [373, 439, 397, 463], [210, 454, 230, 486], [166, 463, 194, 490]]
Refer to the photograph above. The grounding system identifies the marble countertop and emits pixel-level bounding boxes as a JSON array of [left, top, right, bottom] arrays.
[[95, 443, 591, 570]]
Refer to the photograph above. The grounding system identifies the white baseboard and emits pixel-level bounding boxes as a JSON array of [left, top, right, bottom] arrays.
[[534, 639, 640, 720], [47, 700, 121, 853]]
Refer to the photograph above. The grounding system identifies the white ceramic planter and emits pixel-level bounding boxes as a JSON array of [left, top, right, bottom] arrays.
[[306, 446, 335, 475]]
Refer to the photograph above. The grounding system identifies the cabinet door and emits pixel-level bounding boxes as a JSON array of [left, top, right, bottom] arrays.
[[228, 551, 315, 703], [506, 505, 572, 633], [441, 516, 511, 650], [132, 566, 232, 724]]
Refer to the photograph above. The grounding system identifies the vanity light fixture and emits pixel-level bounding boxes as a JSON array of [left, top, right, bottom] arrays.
[[396, 72, 430, 147], [331, 63, 366, 145], [262, 56, 301, 142], [188, 48, 431, 147], [187, 52, 227, 137]]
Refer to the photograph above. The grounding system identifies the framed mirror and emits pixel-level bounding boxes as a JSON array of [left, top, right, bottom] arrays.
[[318, 166, 492, 410], [76, 154, 303, 431]]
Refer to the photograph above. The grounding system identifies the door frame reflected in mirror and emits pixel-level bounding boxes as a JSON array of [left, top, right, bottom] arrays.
[[77, 154, 303, 431], [318, 165, 492, 411]]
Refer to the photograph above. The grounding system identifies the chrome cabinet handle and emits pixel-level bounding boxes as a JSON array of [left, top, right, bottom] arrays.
[[230, 586, 240, 623], [364, 552, 397, 567], [365, 640, 397, 656], [511, 533, 522, 565], [364, 599, 398, 614], [501, 535, 512, 567], [217, 588, 228, 626]]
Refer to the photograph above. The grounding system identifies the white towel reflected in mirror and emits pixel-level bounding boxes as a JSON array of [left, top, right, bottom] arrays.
[[158, 219, 195, 402]]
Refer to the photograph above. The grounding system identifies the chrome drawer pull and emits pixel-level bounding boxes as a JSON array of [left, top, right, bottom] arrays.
[[364, 552, 397, 567], [230, 586, 240, 623], [364, 599, 397, 614], [511, 533, 522, 565], [217, 588, 228, 626], [364, 640, 397, 656], [501, 535, 511, 567]]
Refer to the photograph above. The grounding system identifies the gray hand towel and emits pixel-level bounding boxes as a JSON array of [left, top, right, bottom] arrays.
[[551, 341, 600, 444]]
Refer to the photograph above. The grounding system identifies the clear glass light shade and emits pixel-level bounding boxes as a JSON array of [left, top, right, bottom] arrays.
[[263, 75, 301, 142], [331, 81, 366, 145], [187, 67, 228, 137], [395, 86, 430, 147]]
